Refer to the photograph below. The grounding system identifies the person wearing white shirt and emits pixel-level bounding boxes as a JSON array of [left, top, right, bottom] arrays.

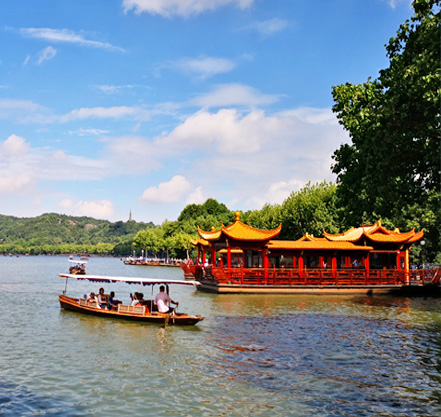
[[154, 285, 179, 313]]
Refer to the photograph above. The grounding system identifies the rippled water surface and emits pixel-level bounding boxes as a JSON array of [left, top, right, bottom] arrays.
[[1, 256, 441, 416]]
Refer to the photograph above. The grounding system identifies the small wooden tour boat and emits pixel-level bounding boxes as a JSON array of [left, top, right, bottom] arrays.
[[68, 259, 87, 275], [59, 273, 204, 325]]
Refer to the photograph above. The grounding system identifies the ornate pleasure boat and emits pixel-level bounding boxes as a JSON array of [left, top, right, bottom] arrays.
[[182, 212, 439, 295], [59, 273, 204, 325]]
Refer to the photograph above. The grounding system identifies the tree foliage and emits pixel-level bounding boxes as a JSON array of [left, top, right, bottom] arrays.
[[178, 198, 233, 224], [331, 0, 440, 260], [278, 181, 340, 240], [0, 213, 153, 255], [332, 0, 440, 219]]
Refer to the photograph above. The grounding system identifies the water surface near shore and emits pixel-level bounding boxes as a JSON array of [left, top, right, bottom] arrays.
[[0, 256, 440, 416]]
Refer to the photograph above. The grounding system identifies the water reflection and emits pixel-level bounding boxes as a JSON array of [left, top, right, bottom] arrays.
[[202, 313, 441, 416], [0, 381, 81, 417]]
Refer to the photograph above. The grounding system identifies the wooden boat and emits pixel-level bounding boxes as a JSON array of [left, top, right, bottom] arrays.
[[68, 259, 87, 275], [59, 274, 204, 325]]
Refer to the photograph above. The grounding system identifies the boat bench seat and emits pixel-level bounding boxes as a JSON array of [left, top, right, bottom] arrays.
[[79, 298, 98, 308], [118, 304, 147, 315]]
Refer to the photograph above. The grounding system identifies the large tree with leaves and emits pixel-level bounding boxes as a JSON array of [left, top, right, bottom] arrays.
[[331, 0, 440, 260], [278, 181, 340, 240]]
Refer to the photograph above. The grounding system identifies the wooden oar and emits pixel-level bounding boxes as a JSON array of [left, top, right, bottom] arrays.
[[164, 311, 171, 327], [164, 305, 176, 327]]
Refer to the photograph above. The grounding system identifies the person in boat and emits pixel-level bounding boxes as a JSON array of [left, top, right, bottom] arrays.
[[154, 285, 179, 314], [108, 291, 121, 310], [88, 292, 96, 303], [130, 292, 144, 306], [97, 287, 107, 309]]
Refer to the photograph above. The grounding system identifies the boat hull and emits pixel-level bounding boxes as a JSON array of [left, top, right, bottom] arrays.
[[59, 295, 204, 325], [196, 281, 440, 296]]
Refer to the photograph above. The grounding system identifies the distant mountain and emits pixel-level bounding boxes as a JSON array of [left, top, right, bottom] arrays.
[[0, 213, 155, 255]]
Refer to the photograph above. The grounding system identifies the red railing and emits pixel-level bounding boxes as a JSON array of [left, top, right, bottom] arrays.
[[190, 266, 441, 287]]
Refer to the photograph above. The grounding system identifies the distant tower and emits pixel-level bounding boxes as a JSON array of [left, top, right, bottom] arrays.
[[128, 209, 133, 222]]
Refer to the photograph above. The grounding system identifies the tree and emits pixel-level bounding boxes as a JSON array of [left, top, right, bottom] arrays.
[[242, 204, 282, 230], [173, 232, 195, 260], [279, 181, 340, 240], [133, 227, 164, 258], [331, 0, 440, 259], [178, 198, 233, 223]]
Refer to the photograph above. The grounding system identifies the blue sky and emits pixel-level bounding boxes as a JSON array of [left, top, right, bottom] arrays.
[[1, 0, 413, 224]]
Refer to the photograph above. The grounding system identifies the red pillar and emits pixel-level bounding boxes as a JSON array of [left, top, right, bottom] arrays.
[[331, 256, 337, 280], [262, 248, 269, 279], [211, 245, 216, 266], [298, 256, 304, 278]]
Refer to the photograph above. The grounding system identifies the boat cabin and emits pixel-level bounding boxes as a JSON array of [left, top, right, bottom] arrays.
[[188, 212, 427, 291]]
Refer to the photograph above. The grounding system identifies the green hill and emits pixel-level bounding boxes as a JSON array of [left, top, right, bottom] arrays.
[[0, 213, 154, 255]]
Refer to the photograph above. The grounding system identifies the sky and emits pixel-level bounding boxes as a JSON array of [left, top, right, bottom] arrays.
[[0, 0, 414, 224]]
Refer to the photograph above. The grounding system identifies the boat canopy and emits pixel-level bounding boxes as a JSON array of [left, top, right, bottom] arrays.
[[68, 260, 87, 264], [59, 273, 200, 286]]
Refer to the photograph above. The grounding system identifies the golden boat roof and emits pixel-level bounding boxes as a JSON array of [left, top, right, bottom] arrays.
[[198, 212, 281, 242], [268, 240, 373, 251], [190, 238, 210, 247], [323, 221, 424, 244]]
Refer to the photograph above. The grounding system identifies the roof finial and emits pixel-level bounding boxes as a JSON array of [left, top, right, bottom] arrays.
[[235, 211, 241, 222]]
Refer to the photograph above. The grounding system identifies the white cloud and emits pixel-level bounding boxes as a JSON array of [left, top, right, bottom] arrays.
[[123, 0, 254, 18], [186, 186, 205, 205], [0, 99, 52, 123], [382, 0, 412, 9], [160, 56, 236, 79], [253, 179, 305, 208], [94, 84, 150, 94], [139, 175, 192, 203], [36, 46, 57, 64], [190, 84, 281, 107], [60, 106, 150, 122], [158, 108, 275, 153], [0, 100, 151, 124], [1, 134, 30, 157], [103, 136, 162, 174], [68, 128, 110, 136], [52, 150, 67, 160], [19, 28, 125, 53], [58, 198, 115, 219], [240, 18, 288, 36], [0, 172, 36, 194], [155, 106, 348, 211]]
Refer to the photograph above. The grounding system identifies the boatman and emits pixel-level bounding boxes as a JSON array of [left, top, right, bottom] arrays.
[[154, 285, 179, 314]]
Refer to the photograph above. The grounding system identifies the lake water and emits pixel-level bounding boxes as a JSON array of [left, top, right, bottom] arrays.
[[1, 256, 441, 416]]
